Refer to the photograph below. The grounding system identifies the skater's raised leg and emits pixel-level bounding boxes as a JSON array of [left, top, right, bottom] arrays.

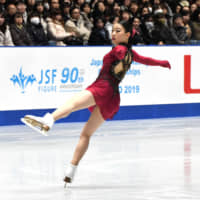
[[52, 90, 96, 121], [21, 90, 96, 135]]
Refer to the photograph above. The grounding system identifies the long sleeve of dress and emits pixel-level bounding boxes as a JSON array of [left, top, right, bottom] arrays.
[[132, 49, 171, 69], [111, 45, 170, 69]]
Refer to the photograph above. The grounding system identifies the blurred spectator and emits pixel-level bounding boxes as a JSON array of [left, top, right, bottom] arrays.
[[43, 0, 50, 13], [175, 4, 182, 14], [182, 10, 192, 40], [35, 1, 48, 33], [74, 0, 85, 8], [88, 17, 111, 45], [61, 2, 71, 22], [26, 12, 48, 45], [10, 12, 33, 45], [140, 13, 154, 44], [113, 1, 121, 17], [121, 9, 131, 22], [65, 7, 91, 45], [0, 0, 6, 11], [173, 14, 188, 44], [90, 0, 98, 10], [151, 9, 178, 45], [141, 6, 150, 18], [80, 2, 93, 31], [179, 0, 190, 11], [16, 0, 28, 24], [132, 17, 144, 45], [92, 1, 106, 20], [0, 11, 14, 46], [121, 0, 131, 11], [191, 8, 200, 43], [195, 0, 200, 8], [47, 9, 75, 46], [26, 0, 36, 15], [5, 3, 17, 24], [190, 3, 198, 14], [130, 1, 139, 18], [104, 0, 114, 16], [50, 0, 60, 10]]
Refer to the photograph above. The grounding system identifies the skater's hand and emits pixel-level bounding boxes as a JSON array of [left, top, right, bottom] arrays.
[[161, 60, 171, 70]]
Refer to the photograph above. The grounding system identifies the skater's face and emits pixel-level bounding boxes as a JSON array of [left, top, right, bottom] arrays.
[[111, 23, 130, 46]]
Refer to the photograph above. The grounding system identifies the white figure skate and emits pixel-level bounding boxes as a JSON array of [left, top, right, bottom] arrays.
[[21, 113, 54, 136], [63, 164, 77, 188]]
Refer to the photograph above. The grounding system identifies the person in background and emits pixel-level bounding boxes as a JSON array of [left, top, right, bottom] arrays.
[[130, 0, 140, 18], [92, 1, 106, 20], [0, 0, 6, 11], [5, 3, 17, 24], [140, 6, 150, 18], [151, 9, 176, 45], [104, 0, 114, 17], [43, 0, 50, 15], [47, 8, 75, 46], [50, 0, 60, 10], [190, 3, 197, 15], [74, 0, 85, 9], [195, 0, 200, 8], [172, 14, 188, 44], [121, 0, 131, 11], [88, 17, 111, 45], [65, 6, 91, 45], [113, 1, 121, 18], [26, 11, 48, 45], [191, 8, 200, 44], [0, 10, 14, 46], [175, 4, 182, 14], [181, 10, 192, 40], [61, 2, 71, 23], [10, 12, 33, 45], [80, 2, 93, 32], [35, 1, 48, 33], [26, 0, 36, 15], [132, 17, 144, 45], [121, 9, 131, 22], [16, 0, 28, 24]]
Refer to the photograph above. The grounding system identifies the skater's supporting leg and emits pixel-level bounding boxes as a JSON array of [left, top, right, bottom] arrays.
[[71, 106, 104, 165], [64, 106, 104, 184], [52, 90, 96, 121]]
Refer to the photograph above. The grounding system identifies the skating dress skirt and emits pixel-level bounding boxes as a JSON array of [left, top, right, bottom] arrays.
[[86, 45, 127, 120], [86, 45, 169, 120]]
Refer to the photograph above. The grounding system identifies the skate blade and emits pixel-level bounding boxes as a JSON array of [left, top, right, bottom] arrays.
[[21, 116, 49, 136], [64, 176, 71, 188]]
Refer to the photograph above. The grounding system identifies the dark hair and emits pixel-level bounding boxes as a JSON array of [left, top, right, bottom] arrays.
[[50, 8, 62, 17], [119, 20, 134, 49], [80, 2, 91, 12], [14, 12, 23, 18], [69, 6, 80, 16]]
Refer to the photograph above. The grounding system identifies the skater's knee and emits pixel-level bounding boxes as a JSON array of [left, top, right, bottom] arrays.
[[80, 132, 91, 140]]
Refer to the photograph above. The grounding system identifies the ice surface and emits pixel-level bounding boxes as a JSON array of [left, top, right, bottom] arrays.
[[0, 117, 200, 200]]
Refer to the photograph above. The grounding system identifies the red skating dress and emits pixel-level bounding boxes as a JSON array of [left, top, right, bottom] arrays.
[[86, 45, 170, 120]]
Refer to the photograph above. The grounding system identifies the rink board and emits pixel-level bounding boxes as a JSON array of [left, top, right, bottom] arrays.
[[0, 46, 200, 125]]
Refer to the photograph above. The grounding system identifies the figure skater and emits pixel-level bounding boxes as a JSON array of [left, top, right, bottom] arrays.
[[21, 20, 171, 186]]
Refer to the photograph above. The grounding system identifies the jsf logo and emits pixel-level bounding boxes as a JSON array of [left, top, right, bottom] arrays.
[[10, 68, 36, 93], [184, 55, 200, 94]]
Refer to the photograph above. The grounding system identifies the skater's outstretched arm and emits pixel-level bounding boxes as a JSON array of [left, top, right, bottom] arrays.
[[111, 45, 171, 69], [132, 49, 171, 69]]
